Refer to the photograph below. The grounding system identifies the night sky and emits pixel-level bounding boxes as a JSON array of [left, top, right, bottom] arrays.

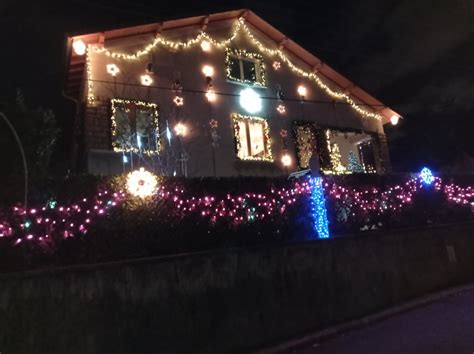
[[1, 0, 473, 173]]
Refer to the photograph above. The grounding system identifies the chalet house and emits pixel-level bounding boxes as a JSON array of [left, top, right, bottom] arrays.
[[64, 9, 400, 177]]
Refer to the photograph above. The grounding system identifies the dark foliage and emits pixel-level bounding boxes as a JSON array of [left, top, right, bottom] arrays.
[[0, 174, 472, 273]]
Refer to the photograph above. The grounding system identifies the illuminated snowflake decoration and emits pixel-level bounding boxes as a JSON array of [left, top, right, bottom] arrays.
[[126, 167, 158, 198], [280, 129, 288, 138], [419, 167, 434, 185], [273, 61, 281, 70], [276, 104, 286, 114], [140, 74, 153, 86], [173, 96, 184, 106], [106, 63, 120, 77]]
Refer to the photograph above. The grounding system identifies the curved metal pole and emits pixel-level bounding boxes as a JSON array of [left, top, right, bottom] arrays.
[[0, 112, 28, 212]]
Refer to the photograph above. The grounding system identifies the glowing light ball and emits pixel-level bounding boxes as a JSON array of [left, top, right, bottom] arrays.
[[174, 122, 187, 137], [200, 40, 211, 52], [72, 39, 86, 56], [140, 74, 153, 86], [206, 89, 216, 102], [297, 85, 307, 98], [273, 61, 281, 70], [419, 167, 434, 185], [202, 65, 214, 77], [126, 167, 158, 198], [106, 64, 120, 77], [239, 88, 262, 113], [390, 115, 400, 125], [281, 153, 292, 167]]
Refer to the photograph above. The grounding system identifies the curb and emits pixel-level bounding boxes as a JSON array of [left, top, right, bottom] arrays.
[[252, 282, 474, 354]]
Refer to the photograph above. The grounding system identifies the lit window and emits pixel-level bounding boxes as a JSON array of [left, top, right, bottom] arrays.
[[225, 48, 266, 86], [232, 113, 272, 161], [110, 99, 159, 155]]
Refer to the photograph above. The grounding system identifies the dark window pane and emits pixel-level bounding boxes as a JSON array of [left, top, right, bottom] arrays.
[[242, 59, 257, 82], [228, 57, 241, 80]]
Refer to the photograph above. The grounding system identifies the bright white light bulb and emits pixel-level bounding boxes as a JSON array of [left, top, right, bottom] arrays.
[[390, 115, 400, 125], [106, 64, 120, 77], [281, 153, 292, 167], [206, 89, 216, 102], [141, 74, 153, 86], [201, 40, 211, 52], [202, 65, 214, 77], [72, 39, 86, 56], [297, 85, 307, 97], [239, 88, 262, 113], [174, 123, 187, 137]]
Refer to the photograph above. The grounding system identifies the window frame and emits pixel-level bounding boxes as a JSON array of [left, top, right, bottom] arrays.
[[232, 113, 273, 162], [225, 48, 266, 86], [110, 98, 160, 155]]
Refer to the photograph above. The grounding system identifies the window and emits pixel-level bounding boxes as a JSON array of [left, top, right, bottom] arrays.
[[293, 123, 378, 174], [110, 99, 160, 155], [232, 113, 272, 162], [225, 48, 266, 86], [294, 125, 316, 169]]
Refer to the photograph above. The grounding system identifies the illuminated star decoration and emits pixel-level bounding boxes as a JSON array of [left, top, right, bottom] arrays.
[[276, 104, 286, 114], [209, 119, 218, 129], [173, 96, 184, 106], [126, 167, 158, 199], [308, 176, 330, 239], [273, 61, 281, 70], [419, 167, 434, 185]]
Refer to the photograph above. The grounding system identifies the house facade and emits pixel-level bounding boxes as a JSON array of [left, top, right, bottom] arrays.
[[64, 10, 399, 177]]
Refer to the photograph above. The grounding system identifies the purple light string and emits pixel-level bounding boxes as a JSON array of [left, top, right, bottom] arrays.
[[0, 175, 472, 246]]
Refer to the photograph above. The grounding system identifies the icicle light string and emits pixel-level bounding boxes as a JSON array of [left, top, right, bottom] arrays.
[[87, 18, 382, 120], [0, 172, 472, 246]]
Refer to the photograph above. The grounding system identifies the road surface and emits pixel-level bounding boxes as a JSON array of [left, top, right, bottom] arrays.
[[296, 288, 474, 354]]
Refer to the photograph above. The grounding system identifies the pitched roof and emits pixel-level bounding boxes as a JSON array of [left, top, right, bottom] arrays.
[[65, 9, 400, 124]]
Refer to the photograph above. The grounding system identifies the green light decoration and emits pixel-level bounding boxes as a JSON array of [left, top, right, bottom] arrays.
[[24, 220, 32, 229]]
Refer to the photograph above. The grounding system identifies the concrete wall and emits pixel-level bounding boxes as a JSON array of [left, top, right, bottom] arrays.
[[84, 19, 387, 176], [1, 222, 473, 353]]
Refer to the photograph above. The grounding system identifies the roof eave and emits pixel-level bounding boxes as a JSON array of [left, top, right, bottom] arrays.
[[67, 9, 400, 124]]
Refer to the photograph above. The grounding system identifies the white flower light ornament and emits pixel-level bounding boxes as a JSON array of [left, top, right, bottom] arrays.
[[126, 167, 158, 198]]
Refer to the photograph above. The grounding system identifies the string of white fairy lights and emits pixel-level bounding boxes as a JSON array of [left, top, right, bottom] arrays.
[[85, 17, 382, 120]]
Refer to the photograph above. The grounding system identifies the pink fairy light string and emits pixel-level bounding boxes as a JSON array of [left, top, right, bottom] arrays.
[[0, 174, 472, 246]]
